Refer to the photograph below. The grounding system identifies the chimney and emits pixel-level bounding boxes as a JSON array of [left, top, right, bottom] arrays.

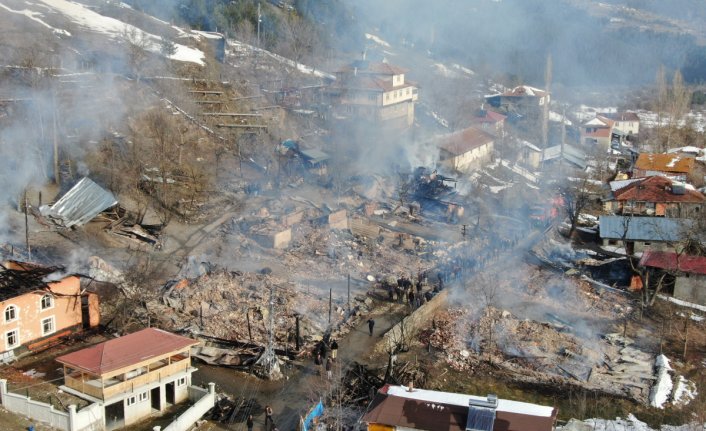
[[354, 67, 357, 76], [469, 394, 498, 409], [672, 182, 686, 195], [407, 381, 414, 392]]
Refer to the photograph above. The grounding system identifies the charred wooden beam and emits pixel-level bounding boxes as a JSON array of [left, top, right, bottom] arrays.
[[216, 124, 268, 129], [200, 113, 263, 117]]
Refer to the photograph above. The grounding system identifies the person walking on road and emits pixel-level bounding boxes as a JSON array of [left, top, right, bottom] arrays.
[[330, 339, 338, 359], [264, 405, 274, 431], [246, 414, 254, 431], [326, 358, 333, 380], [367, 318, 375, 336]]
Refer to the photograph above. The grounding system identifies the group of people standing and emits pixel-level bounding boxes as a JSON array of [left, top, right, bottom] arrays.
[[383, 271, 438, 311], [314, 337, 339, 380]]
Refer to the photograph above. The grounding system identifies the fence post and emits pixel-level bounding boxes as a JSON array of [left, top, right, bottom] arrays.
[[68, 404, 77, 431], [0, 379, 6, 405]]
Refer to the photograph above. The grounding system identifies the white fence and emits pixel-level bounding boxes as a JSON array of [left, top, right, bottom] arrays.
[[0, 379, 103, 431], [0, 379, 215, 431], [162, 383, 216, 431]]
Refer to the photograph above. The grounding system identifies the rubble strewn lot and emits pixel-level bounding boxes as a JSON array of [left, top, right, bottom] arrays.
[[417, 254, 661, 404]]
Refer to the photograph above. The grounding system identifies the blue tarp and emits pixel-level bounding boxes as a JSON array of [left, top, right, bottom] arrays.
[[302, 400, 324, 431]]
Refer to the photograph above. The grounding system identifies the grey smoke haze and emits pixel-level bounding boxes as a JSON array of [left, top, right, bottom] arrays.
[[0, 16, 135, 249], [347, 0, 706, 85]]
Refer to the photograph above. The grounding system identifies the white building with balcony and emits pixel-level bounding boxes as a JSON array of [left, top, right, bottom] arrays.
[[328, 60, 418, 128], [56, 328, 199, 430]]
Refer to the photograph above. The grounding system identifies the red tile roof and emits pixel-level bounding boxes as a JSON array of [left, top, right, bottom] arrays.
[[438, 127, 495, 156], [583, 128, 612, 138], [474, 110, 507, 124], [634, 153, 695, 174], [612, 176, 705, 203], [640, 250, 706, 275], [56, 328, 199, 375]]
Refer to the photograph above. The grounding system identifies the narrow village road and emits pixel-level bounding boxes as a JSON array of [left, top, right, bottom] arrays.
[[193, 310, 403, 431]]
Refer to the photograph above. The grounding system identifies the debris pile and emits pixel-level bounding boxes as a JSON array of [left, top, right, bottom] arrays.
[[208, 394, 261, 424], [339, 362, 385, 407], [159, 268, 342, 348]]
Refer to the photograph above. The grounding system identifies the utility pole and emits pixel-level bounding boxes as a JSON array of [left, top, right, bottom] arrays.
[[347, 274, 351, 313], [560, 105, 566, 172], [257, 3, 261, 47], [540, 53, 552, 172], [328, 287, 332, 325], [52, 90, 60, 185], [24, 191, 31, 261]]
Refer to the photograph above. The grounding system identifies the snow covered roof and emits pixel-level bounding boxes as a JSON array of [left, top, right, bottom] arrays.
[[609, 178, 641, 192], [667, 146, 704, 156], [502, 85, 548, 98], [385, 385, 555, 417], [584, 117, 611, 127], [634, 153, 694, 174], [362, 385, 557, 431]]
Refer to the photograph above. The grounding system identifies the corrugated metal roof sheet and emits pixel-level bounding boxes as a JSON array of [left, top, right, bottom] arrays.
[[599, 216, 691, 242], [640, 250, 706, 275], [47, 177, 117, 227], [299, 148, 330, 164], [543, 144, 586, 169]]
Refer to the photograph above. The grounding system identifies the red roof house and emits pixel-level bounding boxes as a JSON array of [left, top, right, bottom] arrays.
[[640, 250, 706, 306], [604, 176, 705, 217], [437, 127, 495, 173], [633, 153, 695, 181], [57, 328, 200, 428]]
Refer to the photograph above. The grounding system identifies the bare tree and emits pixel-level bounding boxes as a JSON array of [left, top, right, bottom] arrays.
[[122, 25, 151, 83], [653, 67, 691, 151], [562, 175, 591, 238], [276, 14, 319, 69]]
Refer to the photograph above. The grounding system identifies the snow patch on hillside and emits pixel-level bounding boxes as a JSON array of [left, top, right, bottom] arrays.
[[558, 414, 702, 431], [365, 33, 391, 48], [35, 0, 205, 65], [0, 2, 71, 36]]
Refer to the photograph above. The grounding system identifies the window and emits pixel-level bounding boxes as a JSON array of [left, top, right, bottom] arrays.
[[177, 377, 186, 387], [138, 391, 149, 402], [41, 316, 55, 336], [5, 329, 19, 349], [40, 294, 53, 310], [368, 94, 377, 102], [4, 305, 17, 322], [126, 396, 136, 406]]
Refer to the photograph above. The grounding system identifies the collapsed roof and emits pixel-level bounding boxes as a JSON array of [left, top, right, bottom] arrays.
[[44, 177, 117, 227]]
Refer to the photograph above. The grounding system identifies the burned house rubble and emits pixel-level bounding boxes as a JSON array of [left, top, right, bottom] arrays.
[[3, 1, 706, 429]]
